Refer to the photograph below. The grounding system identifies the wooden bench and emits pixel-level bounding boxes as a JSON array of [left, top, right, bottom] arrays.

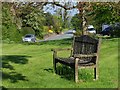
[[52, 35, 101, 83]]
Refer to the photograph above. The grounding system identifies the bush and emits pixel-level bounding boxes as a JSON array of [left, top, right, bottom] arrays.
[[2, 3, 22, 43], [2, 24, 22, 43], [21, 27, 35, 36], [111, 24, 120, 37]]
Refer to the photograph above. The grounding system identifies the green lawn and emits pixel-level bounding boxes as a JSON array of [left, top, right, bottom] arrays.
[[1, 38, 118, 88]]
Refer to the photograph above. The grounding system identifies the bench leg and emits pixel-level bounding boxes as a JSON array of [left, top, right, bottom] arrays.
[[75, 58, 79, 83], [53, 59, 57, 73], [94, 67, 98, 80]]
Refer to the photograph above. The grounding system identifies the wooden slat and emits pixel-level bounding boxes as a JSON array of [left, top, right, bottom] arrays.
[[79, 65, 96, 68], [74, 53, 97, 58], [51, 48, 73, 52]]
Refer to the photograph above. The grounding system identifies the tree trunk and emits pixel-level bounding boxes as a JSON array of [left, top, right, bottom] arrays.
[[82, 8, 87, 35], [78, 2, 88, 35]]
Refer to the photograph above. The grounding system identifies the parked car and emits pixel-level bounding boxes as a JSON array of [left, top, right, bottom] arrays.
[[87, 28, 96, 34], [22, 34, 36, 42], [64, 30, 76, 34], [100, 26, 112, 36], [87, 25, 96, 34]]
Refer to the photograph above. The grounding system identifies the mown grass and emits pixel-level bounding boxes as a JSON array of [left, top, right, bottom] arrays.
[[1, 38, 118, 88]]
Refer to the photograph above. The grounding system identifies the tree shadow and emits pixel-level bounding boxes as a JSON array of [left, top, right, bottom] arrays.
[[2, 72, 28, 83], [1, 55, 30, 70], [1, 55, 31, 83], [2, 55, 29, 64]]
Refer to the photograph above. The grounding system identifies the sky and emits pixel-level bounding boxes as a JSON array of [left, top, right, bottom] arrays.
[[43, 2, 79, 17]]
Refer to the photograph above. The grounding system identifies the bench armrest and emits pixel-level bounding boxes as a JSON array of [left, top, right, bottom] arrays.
[[51, 48, 73, 58]]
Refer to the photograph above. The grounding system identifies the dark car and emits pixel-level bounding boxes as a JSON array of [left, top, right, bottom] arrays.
[[100, 26, 112, 36]]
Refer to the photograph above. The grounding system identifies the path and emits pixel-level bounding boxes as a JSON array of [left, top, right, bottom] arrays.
[[39, 30, 75, 42]]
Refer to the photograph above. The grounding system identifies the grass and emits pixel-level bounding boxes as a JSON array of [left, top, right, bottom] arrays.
[[1, 38, 118, 88]]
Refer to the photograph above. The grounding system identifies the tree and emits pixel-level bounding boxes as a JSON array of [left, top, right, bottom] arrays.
[[10, 2, 46, 38], [44, 12, 54, 27], [21, 6, 45, 38], [43, 2, 90, 35], [52, 15, 63, 34], [10, 1, 88, 35], [71, 14, 82, 31], [2, 2, 22, 42], [88, 2, 120, 33]]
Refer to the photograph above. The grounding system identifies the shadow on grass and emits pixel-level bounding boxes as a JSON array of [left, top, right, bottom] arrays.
[[44, 68, 53, 73], [57, 65, 75, 81], [2, 55, 29, 64], [1, 86, 7, 90], [1, 55, 30, 83], [44, 64, 93, 82], [2, 72, 28, 83], [1, 55, 30, 70]]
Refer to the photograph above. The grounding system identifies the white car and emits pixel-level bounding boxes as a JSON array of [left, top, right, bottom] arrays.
[[22, 34, 36, 42], [64, 30, 76, 34], [87, 25, 96, 34]]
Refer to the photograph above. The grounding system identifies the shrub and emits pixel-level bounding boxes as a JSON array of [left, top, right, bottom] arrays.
[[21, 27, 35, 36], [111, 23, 120, 37]]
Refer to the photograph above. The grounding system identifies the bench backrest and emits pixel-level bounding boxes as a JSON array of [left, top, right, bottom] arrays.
[[73, 35, 99, 55]]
